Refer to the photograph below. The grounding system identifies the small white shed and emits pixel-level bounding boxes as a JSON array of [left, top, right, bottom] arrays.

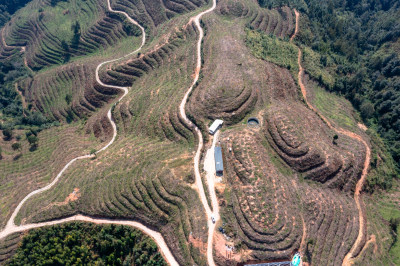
[[209, 119, 223, 135]]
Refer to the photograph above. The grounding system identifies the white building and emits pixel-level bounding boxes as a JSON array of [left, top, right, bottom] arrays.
[[209, 119, 223, 135]]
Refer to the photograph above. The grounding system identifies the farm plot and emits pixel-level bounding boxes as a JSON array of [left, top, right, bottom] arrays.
[[0, 232, 22, 264], [110, 0, 209, 32], [0, 123, 101, 230], [1, 0, 142, 71], [184, 2, 364, 264], [15, 21, 208, 266], [217, 0, 295, 38], [18, 60, 121, 141]]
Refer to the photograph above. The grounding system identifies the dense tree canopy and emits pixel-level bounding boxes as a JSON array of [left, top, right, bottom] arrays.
[[0, 56, 52, 131], [7, 222, 166, 266], [0, 0, 33, 27]]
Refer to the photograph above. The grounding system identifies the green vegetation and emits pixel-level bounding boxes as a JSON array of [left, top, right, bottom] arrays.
[[245, 29, 298, 76], [7, 222, 166, 266], [311, 83, 356, 130], [250, 0, 400, 189], [0, 0, 32, 27], [362, 186, 400, 265], [302, 46, 335, 88], [386, 210, 400, 264], [258, 0, 400, 174], [0, 123, 101, 229], [0, 55, 52, 130], [365, 130, 398, 191]]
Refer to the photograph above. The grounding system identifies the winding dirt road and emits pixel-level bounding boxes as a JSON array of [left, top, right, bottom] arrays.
[[292, 10, 370, 266], [178, 0, 218, 265], [0, 2, 180, 265]]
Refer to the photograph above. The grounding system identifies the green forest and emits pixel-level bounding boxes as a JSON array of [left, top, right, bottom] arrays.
[[7, 222, 166, 265], [0, 55, 54, 131], [0, 0, 33, 27]]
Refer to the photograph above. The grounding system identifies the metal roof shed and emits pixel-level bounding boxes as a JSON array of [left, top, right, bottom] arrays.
[[215, 146, 224, 176], [209, 119, 223, 135]]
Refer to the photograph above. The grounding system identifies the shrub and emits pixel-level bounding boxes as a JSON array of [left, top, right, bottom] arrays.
[[11, 142, 21, 151], [3, 128, 13, 140]]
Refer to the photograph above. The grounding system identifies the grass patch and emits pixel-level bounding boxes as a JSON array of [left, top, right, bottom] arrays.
[[302, 46, 335, 89], [311, 83, 357, 130], [245, 28, 299, 77]]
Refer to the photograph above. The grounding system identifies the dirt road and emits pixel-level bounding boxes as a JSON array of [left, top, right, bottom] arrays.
[[292, 10, 370, 266], [203, 131, 221, 265], [178, 0, 218, 265], [0, 2, 180, 265]]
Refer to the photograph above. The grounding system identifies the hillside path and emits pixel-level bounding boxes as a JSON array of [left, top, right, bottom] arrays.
[[178, 0, 218, 265], [0, 1, 179, 265], [292, 9, 370, 266]]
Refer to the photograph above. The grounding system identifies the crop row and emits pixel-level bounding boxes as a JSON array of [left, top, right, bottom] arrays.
[[264, 104, 365, 191], [221, 130, 302, 261], [20, 62, 114, 121], [101, 23, 197, 87], [2, 0, 140, 70], [111, 0, 209, 31], [218, 0, 295, 39], [18, 136, 207, 265], [0, 124, 101, 229], [300, 184, 359, 265], [0, 233, 22, 264]]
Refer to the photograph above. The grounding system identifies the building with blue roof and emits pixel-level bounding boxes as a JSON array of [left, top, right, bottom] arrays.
[[214, 146, 224, 176]]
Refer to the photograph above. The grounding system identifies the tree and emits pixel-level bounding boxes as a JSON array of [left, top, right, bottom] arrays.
[[360, 101, 375, 119], [3, 128, 13, 140], [333, 134, 339, 145], [71, 21, 81, 48], [90, 148, 97, 158], [27, 135, 39, 151], [61, 40, 70, 62], [65, 94, 72, 105], [12, 142, 21, 151]]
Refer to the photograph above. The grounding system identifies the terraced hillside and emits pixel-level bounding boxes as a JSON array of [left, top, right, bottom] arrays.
[[218, 0, 295, 38], [110, 0, 209, 31], [185, 1, 366, 264], [0, 0, 213, 130], [0, 0, 141, 70], [0, 0, 212, 264], [0, 233, 22, 264], [17, 61, 122, 140], [13, 19, 210, 265], [186, 0, 296, 134], [0, 124, 102, 230], [1, 0, 396, 264]]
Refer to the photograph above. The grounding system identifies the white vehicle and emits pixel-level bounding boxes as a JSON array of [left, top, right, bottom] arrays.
[[211, 215, 216, 224]]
